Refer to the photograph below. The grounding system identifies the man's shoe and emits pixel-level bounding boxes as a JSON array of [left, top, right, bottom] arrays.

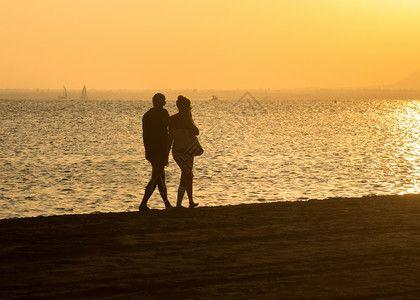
[[165, 203, 173, 209], [138, 205, 150, 212]]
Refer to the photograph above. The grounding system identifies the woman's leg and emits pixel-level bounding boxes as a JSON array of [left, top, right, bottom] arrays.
[[176, 174, 186, 207], [184, 157, 197, 207], [184, 170, 197, 207]]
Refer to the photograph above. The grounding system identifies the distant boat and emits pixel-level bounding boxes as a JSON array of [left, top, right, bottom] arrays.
[[211, 95, 218, 101], [80, 85, 88, 100], [58, 86, 68, 99]]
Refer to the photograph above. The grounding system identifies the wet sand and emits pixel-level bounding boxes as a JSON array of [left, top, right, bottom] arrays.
[[1, 194, 419, 299]]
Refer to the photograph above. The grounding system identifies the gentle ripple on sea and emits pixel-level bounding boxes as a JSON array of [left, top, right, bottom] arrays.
[[0, 96, 419, 218]]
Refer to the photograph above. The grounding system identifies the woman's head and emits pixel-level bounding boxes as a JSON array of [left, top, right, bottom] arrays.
[[176, 95, 191, 112]]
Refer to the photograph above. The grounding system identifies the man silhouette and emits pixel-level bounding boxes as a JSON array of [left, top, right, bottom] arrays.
[[139, 93, 172, 210]]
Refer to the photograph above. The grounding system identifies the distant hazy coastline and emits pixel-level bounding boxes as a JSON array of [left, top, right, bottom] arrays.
[[1, 88, 420, 101]]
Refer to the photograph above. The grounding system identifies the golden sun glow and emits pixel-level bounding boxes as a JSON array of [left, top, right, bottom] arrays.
[[1, 1, 420, 89]]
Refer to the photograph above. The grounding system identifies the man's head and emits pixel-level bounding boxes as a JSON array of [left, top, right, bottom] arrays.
[[152, 93, 166, 108], [176, 95, 191, 112]]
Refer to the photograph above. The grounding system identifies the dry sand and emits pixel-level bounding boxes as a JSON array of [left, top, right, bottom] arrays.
[[1, 194, 419, 299]]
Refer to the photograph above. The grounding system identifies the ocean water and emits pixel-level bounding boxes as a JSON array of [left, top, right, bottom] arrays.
[[0, 94, 419, 218]]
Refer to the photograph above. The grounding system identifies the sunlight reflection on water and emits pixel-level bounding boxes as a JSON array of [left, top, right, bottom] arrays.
[[396, 102, 420, 194], [0, 97, 419, 218]]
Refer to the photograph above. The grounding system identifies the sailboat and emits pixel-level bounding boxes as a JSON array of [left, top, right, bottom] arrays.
[[80, 85, 88, 100], [58, 86, 68, 99]]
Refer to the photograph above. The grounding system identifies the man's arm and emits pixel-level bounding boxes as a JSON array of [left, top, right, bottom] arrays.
[[142, 115, 152, 161]]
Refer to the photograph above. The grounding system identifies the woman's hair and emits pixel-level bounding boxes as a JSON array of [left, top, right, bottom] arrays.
[[176, 95, 191, 111]]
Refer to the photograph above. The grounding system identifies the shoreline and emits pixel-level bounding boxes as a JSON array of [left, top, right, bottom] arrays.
[[1, 193, 418, 221], [1, 194, 419, 298]]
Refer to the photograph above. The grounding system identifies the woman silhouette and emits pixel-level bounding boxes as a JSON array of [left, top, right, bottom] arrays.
[[169, 96, 200, 208]]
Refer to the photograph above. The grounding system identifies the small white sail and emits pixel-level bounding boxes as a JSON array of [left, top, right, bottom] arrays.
[[58, 85, 68, 99], [80, 85, 88, 100]]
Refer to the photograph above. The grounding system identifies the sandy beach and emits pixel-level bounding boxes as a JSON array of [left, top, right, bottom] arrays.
[[1, 194, 419, 299]]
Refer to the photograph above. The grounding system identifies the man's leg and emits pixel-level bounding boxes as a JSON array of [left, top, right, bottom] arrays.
[[157, 169, 172, 208], [139, 162, 164, 209]]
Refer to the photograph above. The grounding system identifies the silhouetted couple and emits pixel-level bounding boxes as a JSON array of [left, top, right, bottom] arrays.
[[139, 93, 203, 211]]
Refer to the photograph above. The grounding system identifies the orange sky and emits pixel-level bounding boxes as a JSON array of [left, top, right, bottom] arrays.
[[1, 0, 420, 89]]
